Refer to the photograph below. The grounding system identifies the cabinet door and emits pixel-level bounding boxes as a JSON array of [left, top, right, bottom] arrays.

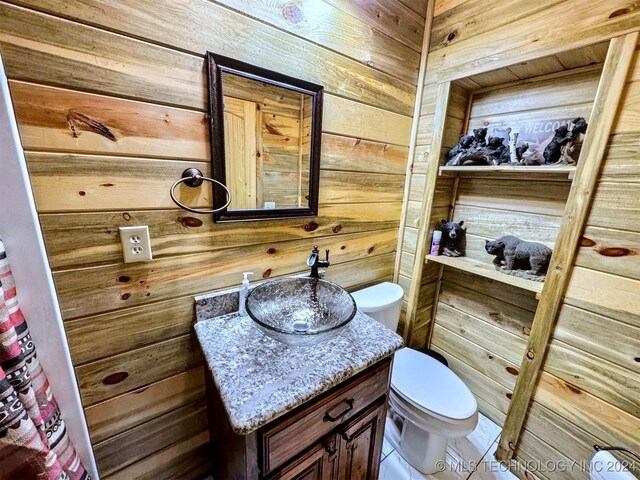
[[336, 398, 386, 480], [268, 436, 338, 480]]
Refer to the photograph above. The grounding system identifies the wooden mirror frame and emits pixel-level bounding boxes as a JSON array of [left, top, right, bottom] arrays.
[[206, 52, 324, 222]]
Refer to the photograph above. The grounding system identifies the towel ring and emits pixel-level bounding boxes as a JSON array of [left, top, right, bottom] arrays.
[[170, 168, 231, 214]]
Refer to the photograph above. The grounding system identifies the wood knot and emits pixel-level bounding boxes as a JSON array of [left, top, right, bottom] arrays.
[[304, 221, 319, 232], [526, 350, 535, 360], [596, 247, 633, 257], [332, 225, 342, 233], [609, 8, 629, 18], [506, 393, 513, 400], [579, 236, 596, 247], [179, 216, 203, 227], [67, 111, 116, 141], [506, 366, 519, 376], [100, 183, 115, 187], [78, 191, 87, 196], [103, 372, 128, 385], [121, 293, 131, 300], [564, 381, 582, 394], [123, 212, 132, 221], [267, 248, 276, 255], [447, 30, 457, 42], [117, 275, 131, 283], [367, 246, 375, 254], [488, 355, 494, 360], [340, 245, 346, 250], [354, 138, 361, 146], [263, 269, 272, 278], [634, 357, 640, 362], [508, 442, 516, 451]]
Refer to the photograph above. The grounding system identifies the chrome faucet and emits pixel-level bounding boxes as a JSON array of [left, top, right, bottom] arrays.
[[307, 245, 330, 278]]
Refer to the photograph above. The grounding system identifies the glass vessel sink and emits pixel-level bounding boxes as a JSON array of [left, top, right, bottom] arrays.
[[245, 277, 357, 346]]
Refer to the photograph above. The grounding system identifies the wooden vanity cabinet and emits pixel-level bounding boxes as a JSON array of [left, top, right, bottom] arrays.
[[207, 357, 392, 480]]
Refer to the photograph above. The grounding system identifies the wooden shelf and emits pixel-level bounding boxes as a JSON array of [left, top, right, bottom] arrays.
[[425, 254, 544, 295], [439, 165, 576, 179]]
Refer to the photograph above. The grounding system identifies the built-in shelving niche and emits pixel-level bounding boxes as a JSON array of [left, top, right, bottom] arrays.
[[425, 41, 609, 293], [410, 34, 639, 468]]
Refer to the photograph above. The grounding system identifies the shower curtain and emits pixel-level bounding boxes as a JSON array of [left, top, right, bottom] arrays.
[[0, 240, 89, 480]]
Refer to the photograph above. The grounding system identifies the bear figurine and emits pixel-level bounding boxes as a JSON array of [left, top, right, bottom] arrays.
[[440, 220, 466, 257], [485, 235, 552, 277]]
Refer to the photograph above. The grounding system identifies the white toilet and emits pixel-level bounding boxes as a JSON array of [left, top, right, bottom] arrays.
[[352, 282, 479, 474], [590, 450, 638, 479]]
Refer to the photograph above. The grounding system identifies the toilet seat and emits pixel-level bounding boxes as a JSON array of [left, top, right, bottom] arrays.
[[391, 348, 477, 422]]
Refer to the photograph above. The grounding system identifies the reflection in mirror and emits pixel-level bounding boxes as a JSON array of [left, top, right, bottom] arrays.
[[221, 72, 311, 210], [207, 52, 323, 222]]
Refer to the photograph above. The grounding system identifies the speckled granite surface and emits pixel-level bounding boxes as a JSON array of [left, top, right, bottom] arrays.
[[194, 301, 403, 435]]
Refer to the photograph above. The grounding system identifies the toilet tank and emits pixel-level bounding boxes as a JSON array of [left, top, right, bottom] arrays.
[[351, 282, 404, 332]]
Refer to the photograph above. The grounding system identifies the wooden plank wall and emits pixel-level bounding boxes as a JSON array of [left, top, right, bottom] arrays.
[[519, 43, 640, 479], [0, 0, 427, 477], [398, 1, 640, 477]]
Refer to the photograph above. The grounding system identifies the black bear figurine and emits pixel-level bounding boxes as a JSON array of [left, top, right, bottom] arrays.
[[440, 220, 466, 257]]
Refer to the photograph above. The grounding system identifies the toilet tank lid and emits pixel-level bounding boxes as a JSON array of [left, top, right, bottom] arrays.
[[351, 282, 404, 312], [391, 348, 477, 421]]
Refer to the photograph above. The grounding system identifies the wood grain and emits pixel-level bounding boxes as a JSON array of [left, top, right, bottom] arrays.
[[565, 266, 640, 320], [76, 333, 203, 406], [553, 304, 640, 373], [497, 32, 639, 461], [320, 134, 408, 175], [94, 398, 208, 476], [322, 0, 425, 52], [84, 367, 205, 443], [576, 225, 640, 280], [213, 0, 422, 85], [429, 1, 640, 82], [39, 202, 402, 269], [432, 324, 519, 391], [545, 339, 639, 417], [1, 1, 416, 116], [65, 297, 198, 365], [534, 372, 640, 458], [403, 81, 451, 343], [27, 153, 212, 212], [10, 80, 411, 152], [103, 431, 210, 480], [0, 0, 425, 477], [54, 229, 398, 319]]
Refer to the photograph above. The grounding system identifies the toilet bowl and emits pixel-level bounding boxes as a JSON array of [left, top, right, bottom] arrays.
[[352, 283, 479, 475]]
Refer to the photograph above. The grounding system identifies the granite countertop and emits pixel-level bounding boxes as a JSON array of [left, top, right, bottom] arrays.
[[194, 290, 403, 435]]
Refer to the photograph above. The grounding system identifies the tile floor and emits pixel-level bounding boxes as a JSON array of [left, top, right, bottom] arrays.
[[380, 413, 518, 480]]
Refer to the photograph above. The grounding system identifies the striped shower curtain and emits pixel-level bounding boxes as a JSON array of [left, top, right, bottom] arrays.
[[0, 240, 89, 480]]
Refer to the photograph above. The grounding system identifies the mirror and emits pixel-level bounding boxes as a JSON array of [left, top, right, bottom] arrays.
[[207, 52, 323, 222]]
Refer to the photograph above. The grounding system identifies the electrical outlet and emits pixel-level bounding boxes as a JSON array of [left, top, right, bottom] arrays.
[[119, 226, 153, 263]]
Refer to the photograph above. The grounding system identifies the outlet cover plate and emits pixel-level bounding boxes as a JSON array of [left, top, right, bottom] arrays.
[[119, 226, 153, 263]]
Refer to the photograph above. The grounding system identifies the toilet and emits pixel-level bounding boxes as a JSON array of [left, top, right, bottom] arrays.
[[352, 282, 479, 474], [590, 450, 638, 479]]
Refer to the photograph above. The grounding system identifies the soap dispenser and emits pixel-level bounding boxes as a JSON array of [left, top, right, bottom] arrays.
[[239, 272, 254, 315]]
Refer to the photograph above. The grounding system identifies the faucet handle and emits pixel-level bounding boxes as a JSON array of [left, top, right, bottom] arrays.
[[325, 249, 330, 261]]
